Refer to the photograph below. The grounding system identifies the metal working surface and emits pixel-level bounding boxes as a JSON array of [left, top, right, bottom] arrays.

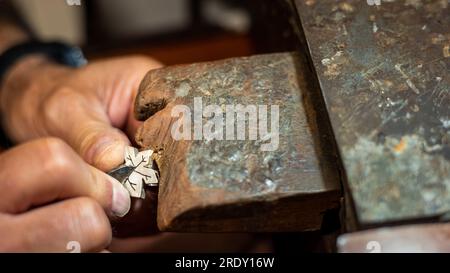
[[135, 52, 341, 231], [183, 54, 329, 195], [294, 0, 449, 225]]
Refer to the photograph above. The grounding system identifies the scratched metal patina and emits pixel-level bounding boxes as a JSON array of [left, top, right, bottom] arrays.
[[294, 0, 450, 225], [135, 53, 341, 231], [182, 53, 337, 195]]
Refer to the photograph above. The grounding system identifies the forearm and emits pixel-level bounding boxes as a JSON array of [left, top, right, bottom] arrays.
[[0, 21, 29, 53], [0, 1, 50, 145], [0, 1, 30, 53], [0, 0, 39, 109]]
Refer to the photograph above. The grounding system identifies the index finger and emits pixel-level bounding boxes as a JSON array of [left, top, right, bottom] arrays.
[[0, 138, 130, 217]]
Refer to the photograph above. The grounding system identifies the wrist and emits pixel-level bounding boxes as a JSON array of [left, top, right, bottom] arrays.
[[0, 40, 87, 146], [0, 20, 29, 147], [0, 55, 67, 143], [0, 54, 56, 98], [4, 54, 55, 83]]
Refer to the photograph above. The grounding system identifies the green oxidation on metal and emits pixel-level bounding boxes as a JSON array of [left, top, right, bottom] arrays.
[[295, 0, 450, 224], [347, 135, 450, 221], [164, 53, 334, 195]]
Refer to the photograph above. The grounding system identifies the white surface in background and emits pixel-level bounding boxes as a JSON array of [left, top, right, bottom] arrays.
[[13, 0, 85, 45], [96, 0, 190, 38]]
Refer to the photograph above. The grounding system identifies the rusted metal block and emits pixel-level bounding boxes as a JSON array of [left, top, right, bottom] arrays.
[[294, 0, 450, 226], [134, 52, 341, 232]]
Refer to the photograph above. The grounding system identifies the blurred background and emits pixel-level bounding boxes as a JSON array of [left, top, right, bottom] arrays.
[[13, 0, 298, 63]]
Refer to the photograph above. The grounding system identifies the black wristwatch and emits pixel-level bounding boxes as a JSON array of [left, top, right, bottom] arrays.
[[0, 40, 87, 148], [0, 41, 87, 84]]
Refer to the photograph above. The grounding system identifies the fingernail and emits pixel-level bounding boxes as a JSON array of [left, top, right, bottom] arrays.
[[109, 177, 131, 217]]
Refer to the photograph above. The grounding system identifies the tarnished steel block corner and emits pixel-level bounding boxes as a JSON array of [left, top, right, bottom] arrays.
[[134, 52, 342, 232]]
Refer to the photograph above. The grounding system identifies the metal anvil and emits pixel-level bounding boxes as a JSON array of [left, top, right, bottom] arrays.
[[124, 0, 450, 252], [132, 52, 341, 232], [291, 0, 450, 252]]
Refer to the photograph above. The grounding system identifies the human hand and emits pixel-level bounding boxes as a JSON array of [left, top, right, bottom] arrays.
[[0, 138, 131, 252], [0, 55, 162, 171]]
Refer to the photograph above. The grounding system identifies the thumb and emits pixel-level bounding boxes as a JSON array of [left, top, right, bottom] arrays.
[[76, 121, 130, 172], [44, 93, 130, 171]]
